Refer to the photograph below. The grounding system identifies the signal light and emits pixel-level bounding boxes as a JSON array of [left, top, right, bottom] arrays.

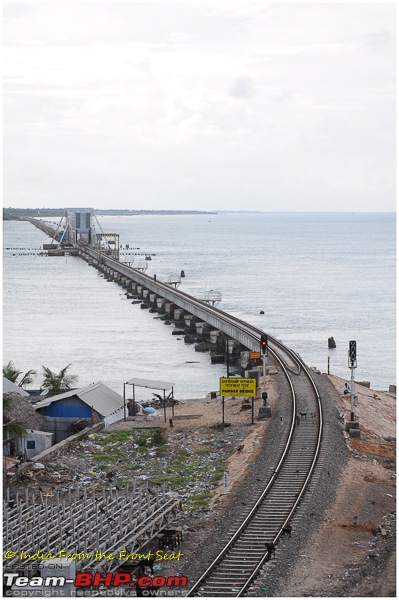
[[348, 340, 357, 367], [260, 335, 268, 355]]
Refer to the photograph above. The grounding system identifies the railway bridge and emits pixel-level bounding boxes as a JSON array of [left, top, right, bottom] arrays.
[[26, 214, 276, 362], [22, 213, 334, 596]]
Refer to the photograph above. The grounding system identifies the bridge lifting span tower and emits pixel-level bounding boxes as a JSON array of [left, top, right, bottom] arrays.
[[52, 209, 120, 260], [52, 208, 96, 247]]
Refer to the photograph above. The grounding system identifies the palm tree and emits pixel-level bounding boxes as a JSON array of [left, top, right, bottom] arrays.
[[3, 361, 37, 388], [3, 395, 27, 442], [41, 364, 78, 397]]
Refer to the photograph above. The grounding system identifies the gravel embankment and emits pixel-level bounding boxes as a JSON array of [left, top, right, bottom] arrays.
[[175, 371, 349, 594], [251, 373, 349, 596]]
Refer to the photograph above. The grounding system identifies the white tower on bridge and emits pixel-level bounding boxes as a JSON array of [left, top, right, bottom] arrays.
[[64, 208, 95, 245]]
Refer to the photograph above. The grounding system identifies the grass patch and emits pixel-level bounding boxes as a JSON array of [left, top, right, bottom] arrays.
[[93, 449, 122, 462], [211, 469, 225, 483], [96, 430, 134, 445], [149, 475, 187, 486], [176, 448, 191, 459], [190, 493, 211, 510]]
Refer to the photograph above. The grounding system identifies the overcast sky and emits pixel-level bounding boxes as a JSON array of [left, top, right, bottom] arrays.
[[3, 2, 396, 211]]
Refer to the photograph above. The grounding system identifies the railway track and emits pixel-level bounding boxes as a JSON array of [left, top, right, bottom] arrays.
[[29, 230, 324, 596], [78, 249, 324, 596], [186, 348, 322, 597]]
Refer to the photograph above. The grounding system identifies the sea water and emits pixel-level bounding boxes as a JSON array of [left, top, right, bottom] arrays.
[[3, 213, 395, 399]]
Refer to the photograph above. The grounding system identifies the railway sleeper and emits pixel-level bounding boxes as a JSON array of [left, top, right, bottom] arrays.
[[199, 591, 237, 597]]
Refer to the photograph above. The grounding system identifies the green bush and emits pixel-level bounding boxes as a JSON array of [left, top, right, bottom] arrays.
[[151, 430, 167, 446]]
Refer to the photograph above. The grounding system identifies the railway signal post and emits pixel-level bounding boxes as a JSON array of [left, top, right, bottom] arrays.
[[345, 340, 360, 437], [258, 334, 271, 418]]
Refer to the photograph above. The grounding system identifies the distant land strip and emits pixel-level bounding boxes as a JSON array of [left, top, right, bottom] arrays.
[[3, 208, 218, 220]]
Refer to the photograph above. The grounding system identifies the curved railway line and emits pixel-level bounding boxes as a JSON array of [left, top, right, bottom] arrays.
[[81, 254, 324, 597], [24, 225, 326, 597], [187, 350, 322, 597]]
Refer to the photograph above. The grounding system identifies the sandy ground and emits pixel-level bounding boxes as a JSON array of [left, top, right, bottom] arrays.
[[290, 374, 396, 598], [112, 367, 279, 508], [110, 369, 396, 597], [12, 367, 394, 597], [108, 367, 396, 594]]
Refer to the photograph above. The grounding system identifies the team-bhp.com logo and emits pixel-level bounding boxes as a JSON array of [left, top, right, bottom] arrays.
[[75, 573, 188, 589], [4, 572, 188, 592]]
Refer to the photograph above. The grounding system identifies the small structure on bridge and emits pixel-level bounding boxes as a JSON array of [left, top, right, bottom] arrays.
[[96, 232, 120, 261], [200, 289, 222, 306]]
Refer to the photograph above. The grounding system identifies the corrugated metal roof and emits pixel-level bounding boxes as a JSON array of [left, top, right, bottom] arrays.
[[33, 382, 124, 417], [3, 377, 30, 397], [125, 377, 174, 390]]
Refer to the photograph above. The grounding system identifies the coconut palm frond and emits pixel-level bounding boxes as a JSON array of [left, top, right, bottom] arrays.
[[3, 361, 22, 383], [3, 420, 27, 442], [3, 395, 28, 442], [3, 361, 37, 388], [19, 369, 38, 388], [41, 364, 78, 397], [3, 395, 13, 412]]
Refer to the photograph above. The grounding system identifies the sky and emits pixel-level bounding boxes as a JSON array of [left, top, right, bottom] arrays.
[[3, 2, 396, 212]]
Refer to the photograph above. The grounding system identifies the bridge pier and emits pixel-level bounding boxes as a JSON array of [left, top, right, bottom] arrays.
[[156, 298, 166, 314], [195, 322, 211, 342], [183, 315, 198, 333], [164, 303, 175, 317], [173, 308, 186, 324]]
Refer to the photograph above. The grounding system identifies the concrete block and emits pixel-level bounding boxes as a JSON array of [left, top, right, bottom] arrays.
[[258, 407, 271, 419], [349, 428, 361, 438], [389, 385, 396, 395], [345, 419, 360, 431], [355, 380, 370, 388]]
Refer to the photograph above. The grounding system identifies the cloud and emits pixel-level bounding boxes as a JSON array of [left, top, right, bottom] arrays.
[[3, 2, 396, 211], [229, 75, 256, 99]]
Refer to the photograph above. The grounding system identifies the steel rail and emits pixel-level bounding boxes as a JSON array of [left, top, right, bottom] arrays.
[[236, 356, 323, 597], [186, 348, 297, 597], [186, 352, 322, 597], [29, 232, 323, 596]]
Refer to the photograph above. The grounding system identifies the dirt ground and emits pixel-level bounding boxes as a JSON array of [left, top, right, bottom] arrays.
[[10, 369, 395, 597], [114, 371, 396, 597], [288, 375, 396, 598]]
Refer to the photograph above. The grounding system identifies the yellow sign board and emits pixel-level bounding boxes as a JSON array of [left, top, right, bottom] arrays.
[[219, 378, 257, 397], [249, 352, 261, 359]]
